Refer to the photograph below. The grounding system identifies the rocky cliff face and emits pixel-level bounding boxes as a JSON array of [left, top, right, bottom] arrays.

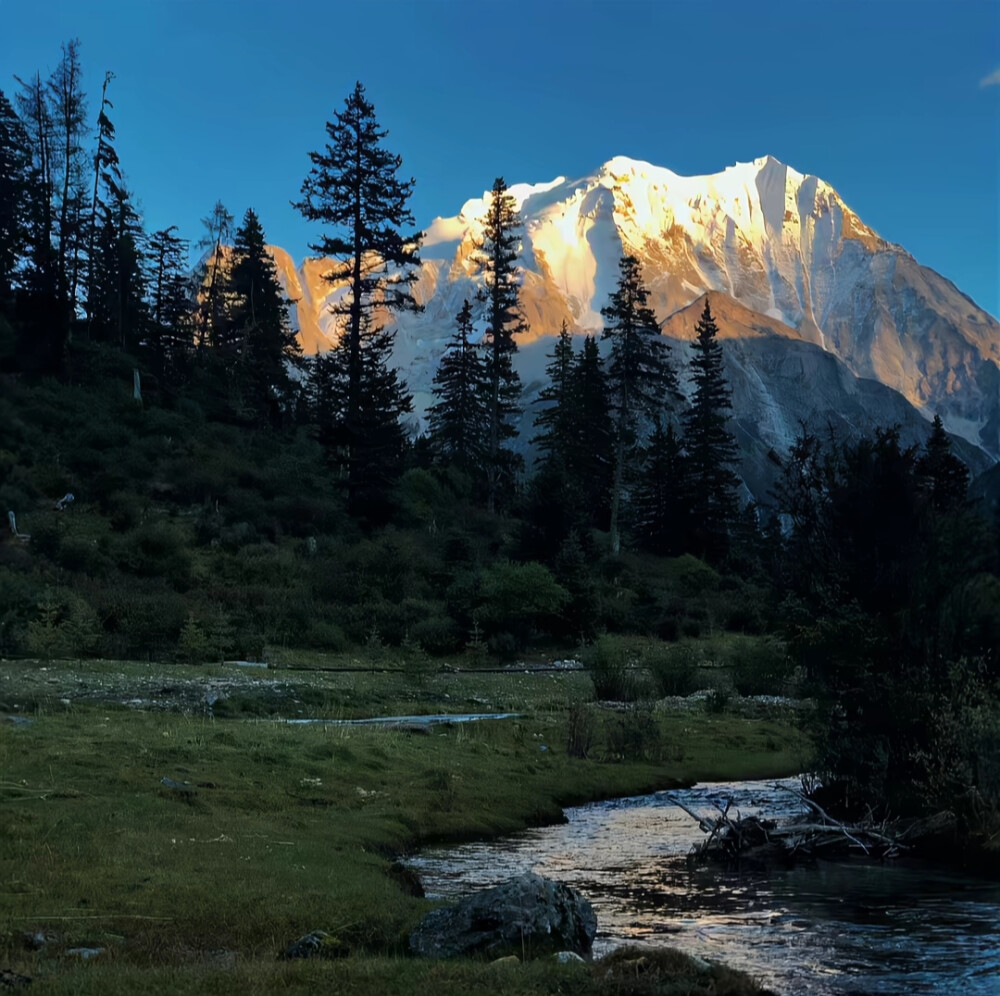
[[266, 154, 1000, 464]]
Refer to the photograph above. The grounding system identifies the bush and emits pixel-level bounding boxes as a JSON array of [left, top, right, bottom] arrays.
[[585, 635, 655, 702], [606, 706, 662, 761], [300, 619, 350, 652], [731, 637, 791, 696], [646, 642, 700, 697], [566, 701, 598, 759], [409, 614, 462, 656]]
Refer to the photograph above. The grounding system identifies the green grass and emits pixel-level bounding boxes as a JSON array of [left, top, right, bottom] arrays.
[[0, 660, 807, 993]]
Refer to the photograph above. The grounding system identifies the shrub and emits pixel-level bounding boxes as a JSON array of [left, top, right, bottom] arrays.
[[606, 705, 662, 761], [177, 614, 211, 663], [566, 701, 598, 759], [585, 635, 655, 702], [731, 637, 791, 696], [409, 614, 462, 656], [301, 619, 350, 652], [646, 642, 700, 697]]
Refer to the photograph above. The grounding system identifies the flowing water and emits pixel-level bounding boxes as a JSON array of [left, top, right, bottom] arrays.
[[409, 779, 1000, 994]]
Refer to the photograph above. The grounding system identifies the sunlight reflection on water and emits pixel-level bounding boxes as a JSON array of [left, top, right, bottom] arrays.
[[409, 779, 1000, 995]]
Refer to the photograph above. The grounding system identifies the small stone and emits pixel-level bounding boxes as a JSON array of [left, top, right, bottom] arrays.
[[490, 955, 520, 966], [553, 950, 586, 964], [279, 930, 349, 960], [65, 947, 103, 960]]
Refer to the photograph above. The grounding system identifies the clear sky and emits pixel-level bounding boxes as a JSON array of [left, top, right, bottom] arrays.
[[2, 0, 998, 316]]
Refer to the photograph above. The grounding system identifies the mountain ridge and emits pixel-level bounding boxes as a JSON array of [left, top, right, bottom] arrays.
[[265, 154, 1000, 462]]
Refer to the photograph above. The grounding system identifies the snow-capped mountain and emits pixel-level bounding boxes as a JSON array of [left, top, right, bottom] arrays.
[[269, 155, 1000, 465]]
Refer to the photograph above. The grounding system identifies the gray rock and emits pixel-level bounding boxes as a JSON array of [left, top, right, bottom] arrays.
[[553, 950, 586, 964], [65, 947, 103, 959], [279, 930, 349, 960], [410, 873, 596, 960]]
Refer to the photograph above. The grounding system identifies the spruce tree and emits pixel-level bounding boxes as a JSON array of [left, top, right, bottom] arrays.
[[86, 70, 120, 336], [682, 299, 740, 560], [532, 320, 576, 462], [601, 254, 679, 554], [47, 39, 89, 321], [427, 299, 487, 474], [146, 225, 194, 385], [14, 72, 62, 372], [569, 335, 614, 530], [225, 207, 303, 424], [915, 415, 969, 513], [634, 417, 688, 557], [0, 90, 30, 312], [295, 81, 421, 516], [473, 177, 526, 513], [309, 314, 412, 523], [89, 183, 147, 350], [196, 200, 233, 348]]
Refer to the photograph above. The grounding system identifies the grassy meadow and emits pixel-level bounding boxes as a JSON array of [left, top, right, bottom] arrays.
[[0, 656, 807, 993]]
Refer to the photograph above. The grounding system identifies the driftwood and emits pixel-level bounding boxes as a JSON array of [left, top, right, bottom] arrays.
[[669, 784, 916, 864]]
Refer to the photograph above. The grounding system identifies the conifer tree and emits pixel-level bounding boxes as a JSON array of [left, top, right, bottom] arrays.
[[601, 254, 679, 554], [915, 415, 969, 513], [295, 81, 421, 515], [682, 299, 740, 560], [196, 200, 233, 348], [309, 314, 412, 522], [86, 70, 120, 336], [473, 177, 526, 513], [47, 39, 88, 320], [532, 320, 576, 462], [224, 207, 303, 424], [568, 334, 614, 529], [428, 299, 487, 474], [146, 224, 194, 382], [0, 90, 30, 311], [14, 72, 62, 371], [88, 181, 147, 350], [634, 417, 688, 556]]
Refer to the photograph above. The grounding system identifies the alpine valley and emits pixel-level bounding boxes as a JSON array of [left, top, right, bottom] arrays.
[[268, 154, 1000, 494]]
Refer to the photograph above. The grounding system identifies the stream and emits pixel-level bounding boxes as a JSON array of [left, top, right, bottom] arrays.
[[409, 779, 1000, 994]]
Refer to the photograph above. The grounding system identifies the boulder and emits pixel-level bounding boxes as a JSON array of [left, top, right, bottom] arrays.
[[409, 873, 596, 960]]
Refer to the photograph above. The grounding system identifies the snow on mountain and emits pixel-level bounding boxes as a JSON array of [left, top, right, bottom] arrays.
[[267, 154, 1000, 463]]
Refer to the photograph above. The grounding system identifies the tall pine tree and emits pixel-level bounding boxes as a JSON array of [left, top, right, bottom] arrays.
[[532, 320, 576, 463], [224, 207, 303, 425], [427, 299, 487, 474], [569, 335, 614, 530], [47, 39, 88, 324], [634, 417, 688, 557], [473, 177, 525, 513], [86, 70, 121, 337], [146, 224, 193, 387], [682, 298, 740, 560], [0, 90, 30, 314], [601, 254, 679, 554], [196, 200, 233, 348], [14, 71, 61, 372], [915, 415, 969, 513], [295, 81, 421, 516]]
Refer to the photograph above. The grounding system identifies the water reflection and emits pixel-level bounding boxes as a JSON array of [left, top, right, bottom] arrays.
[[410, 779, 1000, 995]]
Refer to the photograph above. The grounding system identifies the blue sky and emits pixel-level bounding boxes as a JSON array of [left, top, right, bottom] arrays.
[[2, 0, 998, 315]]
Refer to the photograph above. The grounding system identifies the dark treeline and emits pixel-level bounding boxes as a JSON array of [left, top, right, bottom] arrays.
[[1, 48, 998, 824]]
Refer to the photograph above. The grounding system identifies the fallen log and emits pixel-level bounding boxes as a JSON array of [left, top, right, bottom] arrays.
[[669, 784, 917, 864]]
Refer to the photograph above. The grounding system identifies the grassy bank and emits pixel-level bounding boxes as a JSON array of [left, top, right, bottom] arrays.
[[0, 660, 808, 993]]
